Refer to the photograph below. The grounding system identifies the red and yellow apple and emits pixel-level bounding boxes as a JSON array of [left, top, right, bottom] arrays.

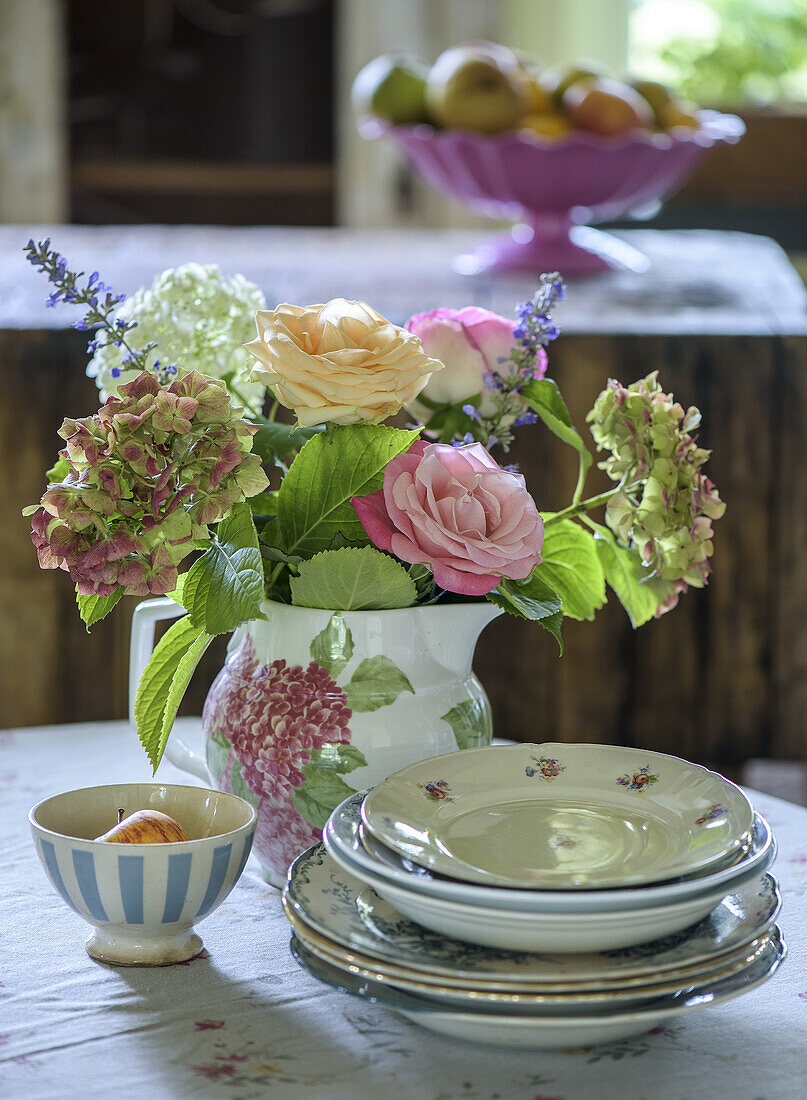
[[563, 78, 653, 136], [95, 808, 191, 844]]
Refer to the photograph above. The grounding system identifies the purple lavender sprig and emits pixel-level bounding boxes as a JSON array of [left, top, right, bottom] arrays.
[[24, 238, 165, 379], [466, 272, 566, 451]]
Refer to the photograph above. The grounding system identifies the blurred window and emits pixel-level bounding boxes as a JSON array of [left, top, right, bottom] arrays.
[[629, 0, 807, 106]]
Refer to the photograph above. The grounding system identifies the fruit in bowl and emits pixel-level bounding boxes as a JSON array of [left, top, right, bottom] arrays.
[[352, 42, 713, 141], [353, 42, 744, 274], [30, 782, 256, 965], [95, 807, 191, 843], [563, 77, 653, 137], [425, 43, 528, 134]]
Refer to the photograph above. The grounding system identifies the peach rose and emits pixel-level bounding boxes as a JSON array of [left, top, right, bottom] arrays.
[[245, 298, 443, 427], [352, 440, 543, 596]]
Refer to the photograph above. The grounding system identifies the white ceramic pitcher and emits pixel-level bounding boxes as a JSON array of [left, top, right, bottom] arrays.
[[130, 599, 501, 886]]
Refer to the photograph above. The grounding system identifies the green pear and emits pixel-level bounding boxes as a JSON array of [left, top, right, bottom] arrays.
[[351, 53, 428, 125], [426, 45, 528, 134]]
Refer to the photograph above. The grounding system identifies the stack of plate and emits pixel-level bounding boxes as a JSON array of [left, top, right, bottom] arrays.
[[285, 743, 785, 1049]]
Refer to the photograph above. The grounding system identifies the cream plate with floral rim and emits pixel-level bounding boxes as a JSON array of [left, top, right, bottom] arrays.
[[285, 844, 780, 984], [361, 744, 754, 889], [290, 930, 786, 1050]]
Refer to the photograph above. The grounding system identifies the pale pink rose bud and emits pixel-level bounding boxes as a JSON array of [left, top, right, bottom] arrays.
[[405, 307, 546, 417]]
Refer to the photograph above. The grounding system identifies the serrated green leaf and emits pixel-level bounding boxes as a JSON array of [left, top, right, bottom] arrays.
[[344, 655, 415, 712], [589, 520, 660, 628], [76, 587, 123, 631], [487, 573, 562, 622], [522, 378, 592, 467], [531, 519, 606, 622], [310, 613, 354, 679], [277, 424, 420, 557], [537, 609, 564, 654], [134, 615, 213, 772], [230, 760, 261, 807], [440, 699, 491, 750], [206, 729, 231, 782], [182, 503, 266, 635], [290, 547, 417, 611], [290, 742, 368, 830]]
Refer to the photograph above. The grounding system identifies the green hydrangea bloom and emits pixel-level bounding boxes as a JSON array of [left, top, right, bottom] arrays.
[[87, 263, 267, 414], [588, 372, 725, 614]]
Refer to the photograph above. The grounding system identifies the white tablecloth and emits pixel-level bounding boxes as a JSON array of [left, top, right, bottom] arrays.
[[1, 720, 805, 1099]]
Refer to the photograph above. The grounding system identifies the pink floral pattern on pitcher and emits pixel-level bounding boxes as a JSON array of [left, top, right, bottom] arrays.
[[205, 640, 352, 799], [202, 636, 355, 873]]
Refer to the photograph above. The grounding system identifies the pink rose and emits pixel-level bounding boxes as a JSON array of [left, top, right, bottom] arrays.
[[404, 306, 546, 416], [352, 441, 543, 596]]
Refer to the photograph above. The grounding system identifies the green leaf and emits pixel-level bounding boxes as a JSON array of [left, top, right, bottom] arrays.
[[589, 520, 660, 629], [344, 655, 415, 712], [75, 587, 123, 631], [290, 547, 417, 611], [440, 699, 492, 750], [487, 573, 562, 622], [182, 503, 266, 635], [247, 490, 280, 516], [310, 613, 355, 679], [531, 519, 606, 622], [206, 729, 231, 782], [230, 760, 261, 807], [537, 610, 564, 655], [291, 743, 368, 830], [522, 378, 593, 466], [252, 422, 322, 469], [134, 615, 213, 772], [276, 424, 420, 557]]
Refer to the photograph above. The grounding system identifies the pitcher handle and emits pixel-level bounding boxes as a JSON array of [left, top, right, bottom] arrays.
[[129, 597, 210, 783]]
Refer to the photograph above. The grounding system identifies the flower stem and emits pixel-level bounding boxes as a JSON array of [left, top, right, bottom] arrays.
[[545, 477, 643, 527], [571, 450, 589, 508]]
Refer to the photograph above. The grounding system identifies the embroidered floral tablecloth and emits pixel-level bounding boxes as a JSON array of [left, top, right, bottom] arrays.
[[1, 720, 804, 1100]]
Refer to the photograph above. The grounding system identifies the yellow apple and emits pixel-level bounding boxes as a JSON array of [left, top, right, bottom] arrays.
[[95, 808, 191, 844], [426, 45, 528, 134], [563, 78, 653, 136], [520, 113, 571, 140]]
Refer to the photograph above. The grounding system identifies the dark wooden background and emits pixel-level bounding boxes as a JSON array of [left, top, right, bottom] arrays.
[[3, 226, 805, 769]]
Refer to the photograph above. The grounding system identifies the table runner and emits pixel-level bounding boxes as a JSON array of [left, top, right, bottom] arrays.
[[1, 720, 804, 1099]]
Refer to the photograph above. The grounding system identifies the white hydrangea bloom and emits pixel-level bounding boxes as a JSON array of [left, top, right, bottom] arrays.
[[86, 263, 268, 414]]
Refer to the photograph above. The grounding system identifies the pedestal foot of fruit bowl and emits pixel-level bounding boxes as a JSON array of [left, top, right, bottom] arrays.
[[453, 219, 651, 277], [85, 925, 204, 966]]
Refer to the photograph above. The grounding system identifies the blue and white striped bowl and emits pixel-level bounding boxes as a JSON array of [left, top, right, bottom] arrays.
[[30, 782, 257, 966]]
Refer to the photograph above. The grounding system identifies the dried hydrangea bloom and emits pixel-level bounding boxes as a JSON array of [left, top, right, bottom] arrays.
[[86, 263, 267, 414], [29, 370, 268, 597], [587, 372, 725, 614]]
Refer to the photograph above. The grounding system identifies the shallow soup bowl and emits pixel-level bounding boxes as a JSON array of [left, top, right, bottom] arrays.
[[29, 782, 257, 965]]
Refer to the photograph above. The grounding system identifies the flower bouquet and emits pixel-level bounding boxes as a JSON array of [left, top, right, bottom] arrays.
[[24, 241, 724, 881]]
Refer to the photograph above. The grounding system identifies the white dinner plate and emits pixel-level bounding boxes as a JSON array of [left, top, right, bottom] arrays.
[[284, 844, 781, 987], [325, 791, 774, 913], [290, 928, 785, 1050], [362, 744, 754, 889]]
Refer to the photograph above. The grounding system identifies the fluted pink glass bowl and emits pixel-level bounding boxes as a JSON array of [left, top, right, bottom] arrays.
[[360, 112, 744, 275]]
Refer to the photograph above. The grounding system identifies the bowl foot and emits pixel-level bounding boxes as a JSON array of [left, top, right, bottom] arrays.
[[86, 926, 204, 966], [454, 221, 651, 277]]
